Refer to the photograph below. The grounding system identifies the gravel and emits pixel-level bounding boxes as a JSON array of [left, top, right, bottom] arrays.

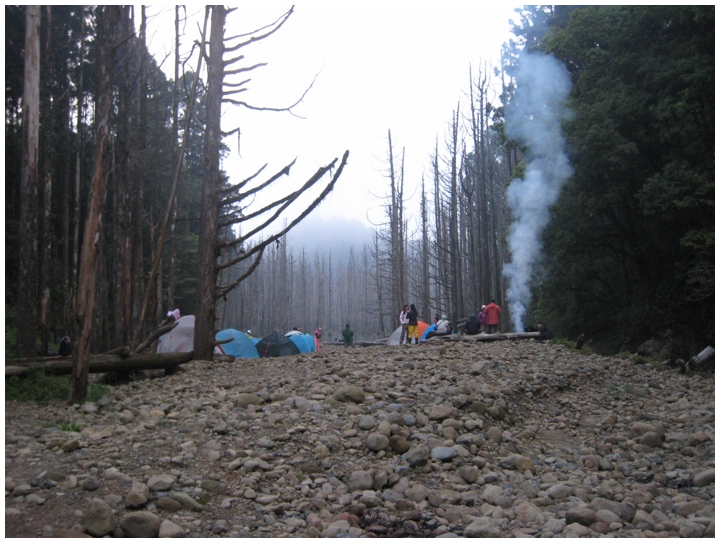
[[5, 339, 714, 537]]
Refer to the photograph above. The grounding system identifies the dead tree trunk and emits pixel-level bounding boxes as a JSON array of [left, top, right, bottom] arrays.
[[194, 6, 225, 361], [17, 6, 41, 359], [193, 6, 349, 359], [68, 6, 119, 405]]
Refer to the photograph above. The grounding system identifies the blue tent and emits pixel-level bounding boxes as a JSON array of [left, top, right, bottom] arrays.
[[215, 329, 259, 358], [420, 324, 436, 342], [288, 333, 316, 353]]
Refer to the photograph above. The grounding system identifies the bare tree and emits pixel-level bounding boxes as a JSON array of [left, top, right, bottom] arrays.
[[68, 6, 120, 404], [193, 6, 349, 360], [17, 6, 41, 359]]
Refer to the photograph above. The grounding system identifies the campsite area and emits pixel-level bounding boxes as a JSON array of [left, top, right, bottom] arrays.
[[5, 339, 714, 538]]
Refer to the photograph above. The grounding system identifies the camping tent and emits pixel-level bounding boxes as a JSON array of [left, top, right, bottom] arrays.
[[421, 323, 436, 341], [215, 328, 259, 358], [288, 333, 316, 353], [387, 321, 429, 345], [157, 315, 196, 353], [255, 331, 302, 358]]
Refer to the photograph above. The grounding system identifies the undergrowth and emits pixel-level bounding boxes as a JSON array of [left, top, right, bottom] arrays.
[[6, 368, 109, 405]]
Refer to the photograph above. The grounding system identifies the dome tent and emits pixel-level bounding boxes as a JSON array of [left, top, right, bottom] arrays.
[[157, 315, 196, 353], [255, 331, 302, 358], [215, 328, 259, 358], [287, 333, 316, 354], [386, 321, 429, 345], [421, 323, 436, 341]]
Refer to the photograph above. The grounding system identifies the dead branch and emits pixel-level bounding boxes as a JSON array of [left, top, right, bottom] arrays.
[[216, 150, 350, 272], [217, 245, 266, 298], [219, 158, 336, 245], [219, 160, 295, 209], [223, 7, 293, 53], [219, 164, 267, 196]]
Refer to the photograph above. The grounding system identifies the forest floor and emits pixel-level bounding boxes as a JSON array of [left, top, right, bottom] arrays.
[[5, 339, 714, 538]]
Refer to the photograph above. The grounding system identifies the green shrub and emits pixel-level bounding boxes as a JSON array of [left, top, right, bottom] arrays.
[[6, 368, 109, 405], [44, 421, 81, 432], [87, 384, 110, 403]]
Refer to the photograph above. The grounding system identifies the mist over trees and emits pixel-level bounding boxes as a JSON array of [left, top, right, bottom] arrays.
[[6, 5, 713, 384]]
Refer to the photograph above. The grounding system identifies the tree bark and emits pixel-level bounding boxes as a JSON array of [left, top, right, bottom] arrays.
[[68, 6, 120, 405], [17, 6, 41, 359], [194, 6, 226, 361]]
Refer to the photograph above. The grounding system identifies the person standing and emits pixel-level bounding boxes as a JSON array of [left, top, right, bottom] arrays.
[[314, 327, 322, 351], [342, 324, 354, 348], [407, 304, 419, 344], [478, 306, 488, 333], [485, 300, 502, 334], [399, 304, 410, 344]]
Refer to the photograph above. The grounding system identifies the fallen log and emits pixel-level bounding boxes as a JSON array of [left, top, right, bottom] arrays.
[[442, 332, 541, 342], [5, 352, 193, 377], [683, 346, 714, 373]]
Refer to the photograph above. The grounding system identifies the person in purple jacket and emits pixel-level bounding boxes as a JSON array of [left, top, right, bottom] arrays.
[[478, 306, 488, 333]]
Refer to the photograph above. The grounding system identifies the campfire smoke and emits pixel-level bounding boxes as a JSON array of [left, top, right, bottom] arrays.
[[503, 51, 573, 332]]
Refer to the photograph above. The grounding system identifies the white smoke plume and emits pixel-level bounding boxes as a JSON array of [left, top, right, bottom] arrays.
[[503, 51, 573, 332]]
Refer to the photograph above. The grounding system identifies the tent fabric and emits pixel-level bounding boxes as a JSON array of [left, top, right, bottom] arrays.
[[255, 331, 302, 358], [288, 334, 316, 354], [387, 321, 429, 345], [215, 328, 259, 358], [157, 315, 195, 353], [421, 324, 436, 341]]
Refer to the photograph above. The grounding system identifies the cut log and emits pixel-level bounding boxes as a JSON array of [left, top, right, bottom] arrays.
[[684, 346, 714, 373], [5, 352, 193, 377]]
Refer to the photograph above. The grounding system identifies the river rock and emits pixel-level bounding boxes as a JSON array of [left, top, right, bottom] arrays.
[[566, 507, 598, 527], [389, 435, 411, 453], [465, 516, 501, 537], [404, 445, 429, 467], [158, 519, 186, 538], [428, 405, 455, 421], [81, 498, 115, 537], [125, 480, 149, 508], [332, 387, 366, 403], [364, 433, 388, 452], [430, 447, 458, 461], [693, 468, 714, 487], [119, 511, 160, 538], [147, 474, 175, 491], [233, 393, 264, 408], [348, 470, 373, 491]]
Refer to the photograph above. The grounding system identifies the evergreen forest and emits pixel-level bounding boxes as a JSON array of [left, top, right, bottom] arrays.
[[5, 5, 714, 374]]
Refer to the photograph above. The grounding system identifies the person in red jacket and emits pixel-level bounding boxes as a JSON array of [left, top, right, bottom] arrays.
[[484, 300, 502, 334]]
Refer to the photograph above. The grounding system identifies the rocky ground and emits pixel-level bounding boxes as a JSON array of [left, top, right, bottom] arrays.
[[5, 338, 715, 538]]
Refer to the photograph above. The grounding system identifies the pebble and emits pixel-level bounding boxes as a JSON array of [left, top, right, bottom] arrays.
[[3, 341, 714, 538]]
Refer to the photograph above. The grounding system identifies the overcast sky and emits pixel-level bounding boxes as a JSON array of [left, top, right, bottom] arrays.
[[142, 2, 520, 233]]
